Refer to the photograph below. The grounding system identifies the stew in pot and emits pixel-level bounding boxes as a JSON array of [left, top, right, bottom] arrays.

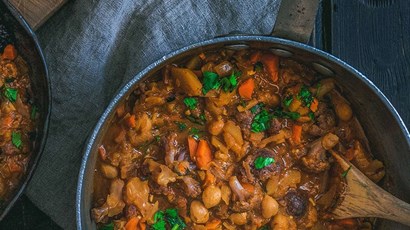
[[92, 48, 385, 229]]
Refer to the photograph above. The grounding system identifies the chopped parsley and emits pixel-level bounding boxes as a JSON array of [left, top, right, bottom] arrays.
[[298, 85, 314, 107], [152, 208, 186, 230], [220, 71, 239, 92], [99, 222, 114, 230], [202, 71, 220, 94], [250, 102, 264, 114], [12, 131, 22, 149], [259, 225, 269, 230], [254, 61, 264, 72], [5, 77, 15, 83], [254, 156, 275, 169], [308, 111, 315, 121], [174, 121, 187, 131], [199, 113, 206, 121], [273, 109, 301, 120], [3, 87, 17, 102], [186, 115, 205, 125], [283, 95, 293, 107], [30, 105, 38, 120], [202, 71, 240, 94], [189, 127, 201, 139], [155, 135, 161, 142], [341, 166, 352, 178], [183, 97, 197, 110], [251, 109, 272, 132]]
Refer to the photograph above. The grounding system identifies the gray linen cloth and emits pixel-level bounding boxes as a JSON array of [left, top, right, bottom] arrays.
[[25, 0, 280, 229]]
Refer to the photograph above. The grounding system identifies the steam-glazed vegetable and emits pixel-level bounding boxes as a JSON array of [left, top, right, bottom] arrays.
[[92, 49, 385, 229], [0, 42, 37, 201]]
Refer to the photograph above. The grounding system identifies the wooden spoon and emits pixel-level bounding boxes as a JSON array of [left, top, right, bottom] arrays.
[[330, 151, 410, 226]]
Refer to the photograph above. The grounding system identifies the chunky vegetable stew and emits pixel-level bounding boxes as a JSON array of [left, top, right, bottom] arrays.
[[0, 41, 37, 201], [92, 48, 385, 229]]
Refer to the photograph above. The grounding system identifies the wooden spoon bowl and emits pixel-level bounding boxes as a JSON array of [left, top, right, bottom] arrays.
[[330, 151, 410, 226]]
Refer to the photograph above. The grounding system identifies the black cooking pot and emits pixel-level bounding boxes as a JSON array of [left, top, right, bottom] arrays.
[[76, 1, 410, 229], [0, 1, 51, 220]]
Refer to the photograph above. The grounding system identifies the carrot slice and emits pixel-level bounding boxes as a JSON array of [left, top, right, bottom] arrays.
[[188, 136, 198, 162], [125, 114, 136, 128], [138, 222, 146, 230], [249, 51, 262, 63], [196, 139, 213, 170], [238, 78, 255, 100], [242, 182, 255, 194], [292, 124, 303, 145], [2, 44, 17, 60], [310, 98, 319, 112], [125, 216, 139, 230], [261, 54, 279, 82]]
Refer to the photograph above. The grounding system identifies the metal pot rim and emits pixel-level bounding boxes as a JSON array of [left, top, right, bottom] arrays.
[[76, 35, 410, 229]]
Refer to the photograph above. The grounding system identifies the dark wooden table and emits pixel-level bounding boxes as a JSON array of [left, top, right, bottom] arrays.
[[0, 0, 408, 229]]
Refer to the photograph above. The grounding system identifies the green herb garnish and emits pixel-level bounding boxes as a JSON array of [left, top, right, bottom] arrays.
[[189, 127, 201, 140], [155, 135, 161, 142], [99, 222, 114, 230], [30, 105, 38, 120], [152, 208, 186, 230], [186, 115, 205, 125], [254, 156, 275, 169], [251, 109, 272, 132], [259, 225, 269, 230], [273, 109, 301, 120], [283, 95, 294, 107], [199, 113, 206, 121], [341, 166, 352, 178], [183, 97, 197, 110], [174, 122, 187, 131], [315, 83, 322, 96], [308, 111, 315, 121], [5, 78, 15, 83], [220, 71, 239, 92], [202, 71, 220, 94], [254, 61, 264, 72], [250, 102, 264, 114], [3, 87, 17, 102], [11, 132, 22, 149], [298, 85, 314, 107]]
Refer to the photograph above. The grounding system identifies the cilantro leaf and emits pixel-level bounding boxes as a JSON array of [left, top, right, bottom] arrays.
[[283, 95, 293, 107], [341, 166, 352, 178], [254, 156, 275, 169], [250, 102, 264, 114], [202, 71, 220, 94], [99, 222, 114, 230], [11, 131, 22, 149], [4, 87, 17, 102], [298, 85, 314, 107], [220, 71, 239, 92], [183, 97, 198, 110], [254, 61, 264, 72], [251, 109, 272, 132], [174, 121, 187, 131]]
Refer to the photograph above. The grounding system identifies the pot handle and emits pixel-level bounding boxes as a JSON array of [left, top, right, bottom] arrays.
[[272, 0, 321, 44]]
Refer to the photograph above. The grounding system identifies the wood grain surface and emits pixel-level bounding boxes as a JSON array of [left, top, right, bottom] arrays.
[[331, 0, 410, 127], [8, 0, 66, 30]]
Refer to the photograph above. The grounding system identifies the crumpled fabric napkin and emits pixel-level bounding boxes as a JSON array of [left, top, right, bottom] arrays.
[[25, 0, 281, 228]]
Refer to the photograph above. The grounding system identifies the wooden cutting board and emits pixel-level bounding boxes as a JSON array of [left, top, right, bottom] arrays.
[[8, 0, 67, 30]]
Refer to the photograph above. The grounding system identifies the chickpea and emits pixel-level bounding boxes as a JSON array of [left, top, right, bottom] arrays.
[[229, 212, 247, 225], [202, 185, 222, 208], [335, 102, 353, 121], [190, 200, 209, 224], [208, 119, 225, 136], [100, 163, 118, 179], [262, 195, 279, 218], [271, 213, 296, 230]]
